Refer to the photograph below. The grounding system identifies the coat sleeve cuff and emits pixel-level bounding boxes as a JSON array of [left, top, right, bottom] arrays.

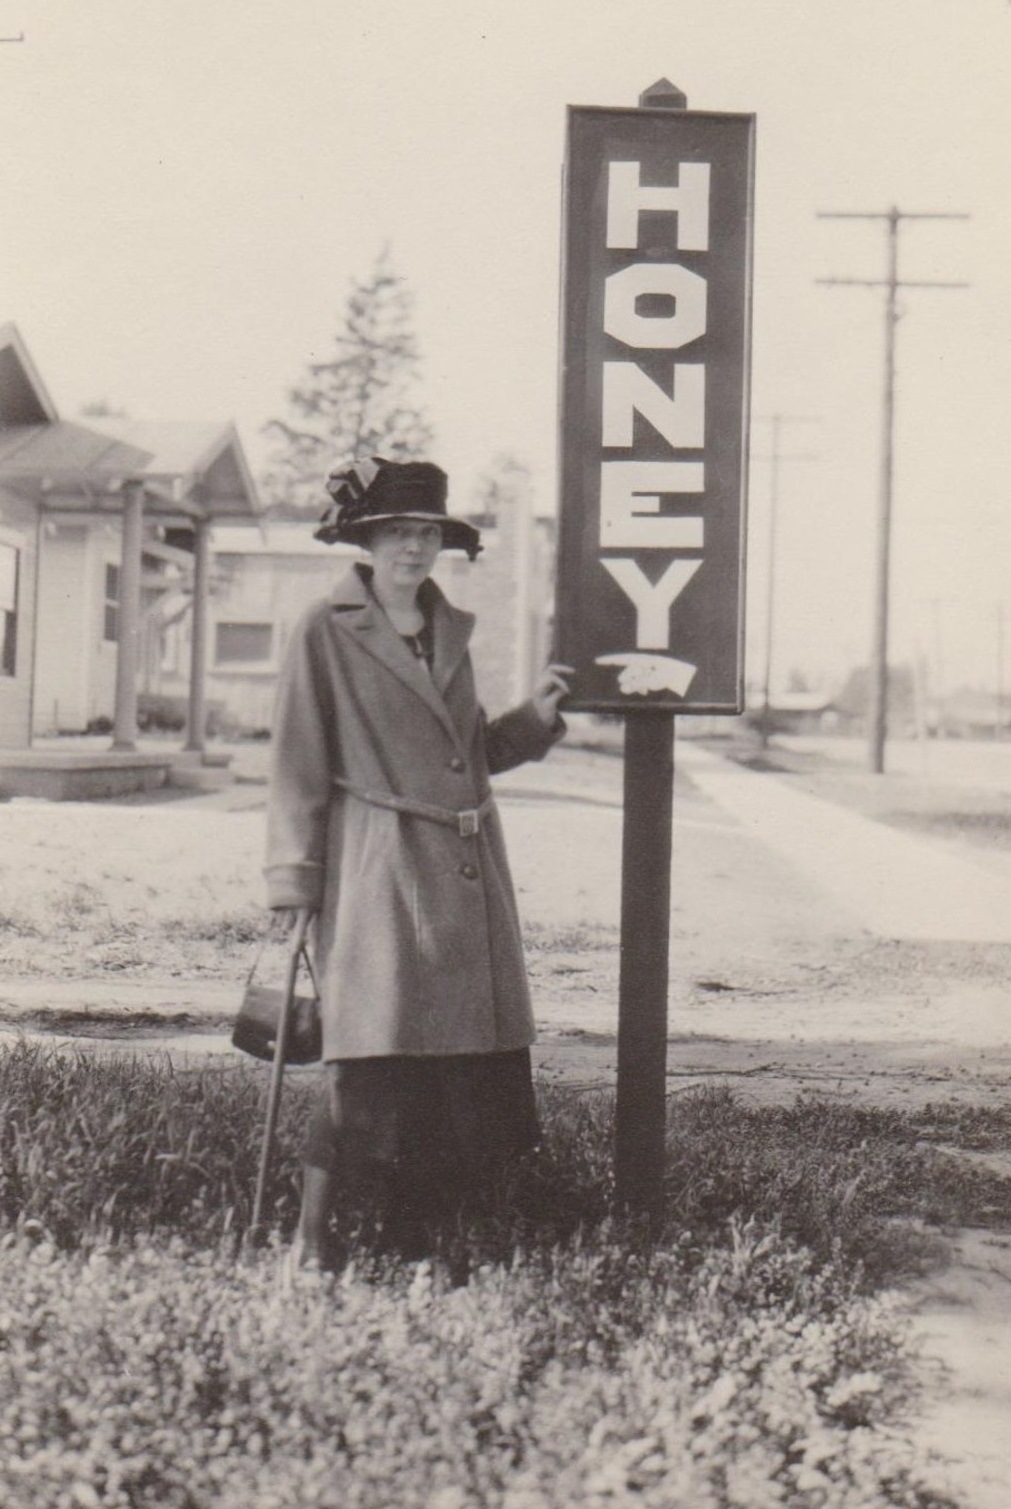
[[264, 863, 325, 912], [485, 701, 566, 774]]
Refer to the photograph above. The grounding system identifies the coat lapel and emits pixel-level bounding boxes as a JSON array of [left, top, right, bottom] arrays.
[[329, 566, 474, 746], [429, 589, 476, 701]]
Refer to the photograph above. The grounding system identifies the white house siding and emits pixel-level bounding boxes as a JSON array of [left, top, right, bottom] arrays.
[[33, 522, 90, 733], [33, 521, 121, 734], [429, 514, 553, 718], [0, 487, 39, 749], [207, 671, 276, 734], [206, 550, 340, 734]]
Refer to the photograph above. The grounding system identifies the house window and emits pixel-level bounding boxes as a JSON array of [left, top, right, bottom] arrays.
[[0, 542, 18, 677], [103, 563, 120, 643], [215, 621, 273, 665]]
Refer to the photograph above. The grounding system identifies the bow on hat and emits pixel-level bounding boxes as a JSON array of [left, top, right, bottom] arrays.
[[314, 456, 482, 560]]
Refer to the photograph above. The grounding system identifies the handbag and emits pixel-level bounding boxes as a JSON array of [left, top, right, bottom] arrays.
[[232, 933, 322, 1065]]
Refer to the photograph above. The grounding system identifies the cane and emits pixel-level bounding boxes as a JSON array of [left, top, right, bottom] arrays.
[[250, 906, 312, 1244]]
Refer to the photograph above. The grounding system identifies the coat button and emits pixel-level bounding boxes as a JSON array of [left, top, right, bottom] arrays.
[[460, 863, 478, 880], [449, 756, 465, 772]]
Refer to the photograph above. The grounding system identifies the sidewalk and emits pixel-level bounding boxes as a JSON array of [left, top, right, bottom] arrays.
[[679, 742, 1011, 943]]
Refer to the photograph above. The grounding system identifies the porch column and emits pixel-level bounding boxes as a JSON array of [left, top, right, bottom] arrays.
[[111, 480, 145, 751], [184, 516, 211, 753]]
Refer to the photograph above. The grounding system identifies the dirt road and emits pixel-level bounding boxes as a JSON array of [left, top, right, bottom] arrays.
[[4, 735, 1011, 1111]]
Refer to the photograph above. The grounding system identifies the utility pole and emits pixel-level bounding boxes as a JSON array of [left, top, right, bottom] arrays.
[[818, 207, 967, 773], [751, 414, 817, 747]]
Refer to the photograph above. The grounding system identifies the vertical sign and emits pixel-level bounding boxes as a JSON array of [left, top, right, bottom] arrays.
[[556, 105, 755, 712]]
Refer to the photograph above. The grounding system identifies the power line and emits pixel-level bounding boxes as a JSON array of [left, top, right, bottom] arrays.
[[750, 414, 818, 746], [817, 206, 968, 774]]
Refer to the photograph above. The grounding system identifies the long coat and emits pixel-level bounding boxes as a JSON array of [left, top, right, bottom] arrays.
[[264, 563, 561, 1061]]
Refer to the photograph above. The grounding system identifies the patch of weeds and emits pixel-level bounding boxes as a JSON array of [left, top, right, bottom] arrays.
[[0, 909, 44, 938], [0, 1041, 311, 1247], [163, 911, 265, 946], [48, 880, 109, 929], [887, 808, 1011, 850], [909, 1100, 1011, 1151], [663, 1088, 1011, 1286], [523, 920, 619, 953], [3, 1044, 1008, 1295]]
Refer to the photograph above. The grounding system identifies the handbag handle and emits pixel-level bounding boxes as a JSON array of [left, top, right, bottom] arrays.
[[247, 915, 320, 996]]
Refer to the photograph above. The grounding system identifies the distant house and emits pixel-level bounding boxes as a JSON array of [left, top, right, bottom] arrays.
[[936, 688, 1011, 740], [160, 524, 346, 735], [151, 490, 555, 735], [746, 687, 839, 736], [0, 323, 262, 782]]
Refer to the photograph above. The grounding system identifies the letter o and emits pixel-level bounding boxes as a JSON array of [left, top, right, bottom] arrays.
[[603, 263, 707, 350]]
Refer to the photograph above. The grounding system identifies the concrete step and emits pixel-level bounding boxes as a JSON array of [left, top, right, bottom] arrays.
[[168, 763, 235, 792]]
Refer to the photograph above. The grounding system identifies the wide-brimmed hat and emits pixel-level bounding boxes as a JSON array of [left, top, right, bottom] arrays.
[[314, 457, 482, 560]]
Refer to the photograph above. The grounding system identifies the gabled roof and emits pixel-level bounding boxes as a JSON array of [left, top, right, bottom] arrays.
[[85, 418, 262, 518], [0, 420, 153, 481], [0, 325, 262, 521], [0, 323, 59, 425]]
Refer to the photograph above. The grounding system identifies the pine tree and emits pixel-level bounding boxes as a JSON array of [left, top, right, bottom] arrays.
[[261, 249, 435, 518]]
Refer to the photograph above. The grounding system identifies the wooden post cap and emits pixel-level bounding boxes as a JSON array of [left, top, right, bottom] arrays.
[[639, 78, 688, 110]]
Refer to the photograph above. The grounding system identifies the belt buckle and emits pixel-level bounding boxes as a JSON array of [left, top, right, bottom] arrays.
[[458, 809, 479, 838]]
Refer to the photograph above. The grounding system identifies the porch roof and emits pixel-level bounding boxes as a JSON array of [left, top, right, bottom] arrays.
[[0, 417, 262, 521], [0, 323, 262, 522]]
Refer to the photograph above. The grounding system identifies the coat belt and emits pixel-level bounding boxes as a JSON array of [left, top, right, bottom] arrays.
[[332, 775, 495, 838]]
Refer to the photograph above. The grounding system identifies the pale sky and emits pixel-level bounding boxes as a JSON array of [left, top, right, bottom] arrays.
[[2, 0, 1009, 694]]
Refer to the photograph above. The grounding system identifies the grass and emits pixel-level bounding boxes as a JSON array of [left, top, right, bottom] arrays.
[[523, 920, 619, 953], [3, 1042, 1005, 1506], [2, 1041, 1009, 1275], [0, 908, 617, 981]]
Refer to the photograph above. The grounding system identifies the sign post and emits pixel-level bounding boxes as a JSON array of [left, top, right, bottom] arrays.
[[555, 82, 755, 1215]]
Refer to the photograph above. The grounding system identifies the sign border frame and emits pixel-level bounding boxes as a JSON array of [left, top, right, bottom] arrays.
[[554, 102, 757, 716]]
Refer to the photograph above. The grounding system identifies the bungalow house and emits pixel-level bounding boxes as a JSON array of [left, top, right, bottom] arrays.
[[743, 684, 839, 739], [936, 687, 1011, 740], [0, 322, 262, 797]]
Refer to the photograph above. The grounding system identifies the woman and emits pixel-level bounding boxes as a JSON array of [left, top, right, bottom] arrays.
[[265, 457, 570, 1266]]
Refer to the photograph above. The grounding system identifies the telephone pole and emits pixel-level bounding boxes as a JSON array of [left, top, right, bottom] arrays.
[[818, 207, 968, 773], [751, 414, 818, 746]]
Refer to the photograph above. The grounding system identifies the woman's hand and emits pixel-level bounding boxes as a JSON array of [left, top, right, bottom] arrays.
[[531, 663, 574, 726], [270, 906, 319, 938]]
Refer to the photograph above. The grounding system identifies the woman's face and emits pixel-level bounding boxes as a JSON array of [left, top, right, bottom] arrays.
[[367, 518, 443, 593]]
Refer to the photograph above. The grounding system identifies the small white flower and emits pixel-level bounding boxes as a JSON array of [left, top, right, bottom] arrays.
[[826, 1371, 884, 1409], [407, 1260, 434, 1315], [427, 1488, 470, 1509]]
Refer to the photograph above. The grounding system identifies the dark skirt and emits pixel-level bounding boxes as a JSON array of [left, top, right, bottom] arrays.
[[303, 1048, 539, 1187]]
